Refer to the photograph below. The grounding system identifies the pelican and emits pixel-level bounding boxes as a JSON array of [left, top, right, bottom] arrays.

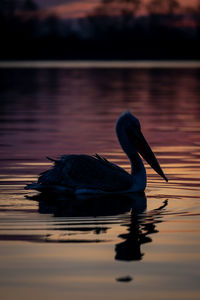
[[25, 111, 168, 195]]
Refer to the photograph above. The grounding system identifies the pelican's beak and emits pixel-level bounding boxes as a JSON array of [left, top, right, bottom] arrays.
[[133, 129, 168, 182]]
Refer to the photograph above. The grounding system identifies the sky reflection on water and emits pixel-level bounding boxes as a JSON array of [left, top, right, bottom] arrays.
[[0, 64, 200, 300]]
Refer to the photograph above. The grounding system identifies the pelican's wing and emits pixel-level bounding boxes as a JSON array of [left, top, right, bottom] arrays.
[[38, 154, 133, 192]]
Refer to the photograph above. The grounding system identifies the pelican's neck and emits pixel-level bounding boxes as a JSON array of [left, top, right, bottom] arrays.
[[116, 122, 147, 191]]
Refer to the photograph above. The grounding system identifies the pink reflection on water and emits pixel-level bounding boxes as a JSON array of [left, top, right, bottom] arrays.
[[0, 66, 200, 300]]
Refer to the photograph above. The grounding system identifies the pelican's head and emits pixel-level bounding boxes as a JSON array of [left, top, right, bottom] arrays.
[[116, 111, 168, 182]]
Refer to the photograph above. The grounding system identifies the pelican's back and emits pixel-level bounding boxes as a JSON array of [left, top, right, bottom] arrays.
[[37, 154, 133, 193]]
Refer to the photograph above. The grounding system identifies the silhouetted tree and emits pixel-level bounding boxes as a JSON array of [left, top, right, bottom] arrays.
[[87, 0, 143, 42], [0, 0, 199, 59], [44, 16, 62, 38], [195, 0, 200, 44], [0, 0, 19, 17], [21, 0, 38, 11]]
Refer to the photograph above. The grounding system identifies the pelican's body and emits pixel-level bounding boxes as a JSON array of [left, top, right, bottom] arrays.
[[25, 111, 167, 195]]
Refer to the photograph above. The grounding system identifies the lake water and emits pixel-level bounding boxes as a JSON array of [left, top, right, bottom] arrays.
[[0, 62, 200, 300]]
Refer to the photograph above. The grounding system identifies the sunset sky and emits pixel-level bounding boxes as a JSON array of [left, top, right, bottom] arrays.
[[25, 0, 198, 19], [34, 0, 197, 9]]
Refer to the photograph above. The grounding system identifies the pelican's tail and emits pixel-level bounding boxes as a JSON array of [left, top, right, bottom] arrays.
[[24, 183, 43, 191], [24, 182, 73, 193], [46, 156, 59, 164]]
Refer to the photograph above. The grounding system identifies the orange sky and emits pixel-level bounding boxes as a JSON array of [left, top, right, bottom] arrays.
[[39, 1, 100, 19], [22, 0, 199, 20]]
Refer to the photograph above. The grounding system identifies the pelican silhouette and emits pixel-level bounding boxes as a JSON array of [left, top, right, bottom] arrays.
[[25, 111, 167, 195]]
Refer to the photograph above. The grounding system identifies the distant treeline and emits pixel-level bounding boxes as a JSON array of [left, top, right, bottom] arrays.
[[1, 0, 200, 59]]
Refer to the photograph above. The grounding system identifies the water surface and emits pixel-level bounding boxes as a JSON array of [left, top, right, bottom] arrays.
[[0, 63, 200, 300]]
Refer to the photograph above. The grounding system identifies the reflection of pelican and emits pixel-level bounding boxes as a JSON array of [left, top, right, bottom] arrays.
[[25, 111, 167, 195], [27, 192, 147, 218], [115, 200, 168, 261], [26, 192, 167, 262], [26, 192, 147, 243]]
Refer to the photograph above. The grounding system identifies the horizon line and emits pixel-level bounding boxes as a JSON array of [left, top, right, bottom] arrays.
[[0, 60, 200, 69]]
